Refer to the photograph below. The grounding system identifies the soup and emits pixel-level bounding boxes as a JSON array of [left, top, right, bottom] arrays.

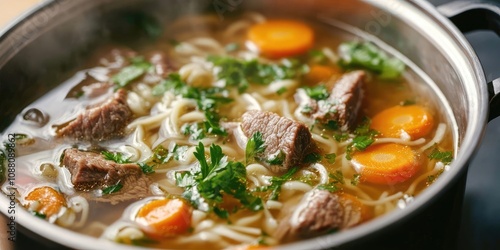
[[0, 11, 454, 249]]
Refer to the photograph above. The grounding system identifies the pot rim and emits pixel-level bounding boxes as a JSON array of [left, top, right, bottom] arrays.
[[0, 0, 489, 249]]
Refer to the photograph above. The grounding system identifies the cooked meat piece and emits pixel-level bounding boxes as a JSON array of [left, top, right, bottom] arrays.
[[289, 189, 344, 238], [62, 148, 141, 190], [299, 70, 365, 131], [241, 110, 314, 174], [87, 174, 151, 205], [57, 89, 133, 141], [275, 189, 365, 241], [148, 51, 173, 78]]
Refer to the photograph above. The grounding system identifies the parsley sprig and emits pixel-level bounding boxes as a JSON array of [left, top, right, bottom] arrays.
[[208, 56, 307, 93], [317, 170, 345, 192], [338, 118, 378, 160], [338, 41, 405, 80], [101, 151, 132, 164], [245, 132, 266, 164], [254, 167, 299, 200], [175, 142, 263, 219], [428, 144, 453, 165], [112, 56, 152, 88], [153, 73, 231, 139]]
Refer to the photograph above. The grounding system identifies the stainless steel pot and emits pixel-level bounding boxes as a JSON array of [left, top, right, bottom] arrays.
[[0, 0, 499, 249]]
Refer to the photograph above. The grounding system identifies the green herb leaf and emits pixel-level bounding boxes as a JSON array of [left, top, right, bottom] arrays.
[[317, 170, 345, 192], [101, 151, 132, 164], [325, 153, 337, 164], [102, 181, 123, 194], [245, 132, 266, 164], [255, 167, 299, 200], [338, 41, 405, 80], [32, 211, 46, 219], [152, 73, 230, 138], [345, 118, 378, 160], [303, 85, 330, 101], [266, 150, 286, 165], [176, 142, 263, 218], [304, 152, 322, 164], [138, 162, 155, 174], [308, 49, 327, 64], [112, 57, 152, 88], [428, 145, 453, 165], [351, 174, 361, 186], [208, 56, 306, 93]]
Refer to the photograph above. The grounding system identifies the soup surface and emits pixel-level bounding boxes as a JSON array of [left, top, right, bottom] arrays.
[[0, 11, 454, 249]]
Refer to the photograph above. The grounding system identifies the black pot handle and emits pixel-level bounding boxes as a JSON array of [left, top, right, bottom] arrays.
[[438, 1, 500, 121]]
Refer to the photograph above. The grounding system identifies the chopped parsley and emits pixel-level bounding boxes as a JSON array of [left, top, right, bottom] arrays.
[[254, 167, 299, 200], [175, 143, 263, 218], [245, 132, 266, 164], [101, 151, 132, 164], [32, 211, 46, 219], [338, 41, 405, 80], [181, 122, 206, 141], [112, 56, 152, 88], [351, 174, 361, 186], [304, 152, 322, 164], [426, 168, 444, 185], [153, 73, 231, 138], [276, 87, 288, 95], [266, 150, 286, 165], [148, 144, 189, 164], [102, 181, 123, 194], [428, 144, 453, 165], [308, 49, 327, 64], [303, 85, 330, 101], [138, 162, 155, 174], [317, 170, 345, 192], [207, 56, 307, 93], [325, 153, 337, 164], [345, 118, 378, 160]]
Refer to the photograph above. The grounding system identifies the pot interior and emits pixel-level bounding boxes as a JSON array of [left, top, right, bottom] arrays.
[[0, 0, 487, 249]]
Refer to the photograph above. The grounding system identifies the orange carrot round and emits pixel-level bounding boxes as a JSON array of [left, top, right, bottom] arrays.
[[248, 20, 314, 58], [370, 105, 434, 139], [25, 186, 66, 217], [351, 143, 419, 185], [136, 198, 192, 238]]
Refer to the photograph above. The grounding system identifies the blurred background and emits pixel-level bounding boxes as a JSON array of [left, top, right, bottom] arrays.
[[0, 0, 499, 249]]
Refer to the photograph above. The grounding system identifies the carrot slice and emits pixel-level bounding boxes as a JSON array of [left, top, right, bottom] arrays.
[[136, 198, 192, 238], [305, 65, 337, 85], [25, 186, 66, 217], [248, 20, 314, 58], [370, 105, 434, 139], [351, 143, 419, 184]]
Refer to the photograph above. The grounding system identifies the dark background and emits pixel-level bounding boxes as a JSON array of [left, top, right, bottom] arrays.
[[11, 0, 500, 249]]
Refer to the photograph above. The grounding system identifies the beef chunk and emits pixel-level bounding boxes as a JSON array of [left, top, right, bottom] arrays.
[[57, 89, 133, 141], [275, 189, 366, 241], [63, 148, 141, 190], [299, 70, 365, 131], [288, 189, 344, 238], [241, 110, 314, 174]]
